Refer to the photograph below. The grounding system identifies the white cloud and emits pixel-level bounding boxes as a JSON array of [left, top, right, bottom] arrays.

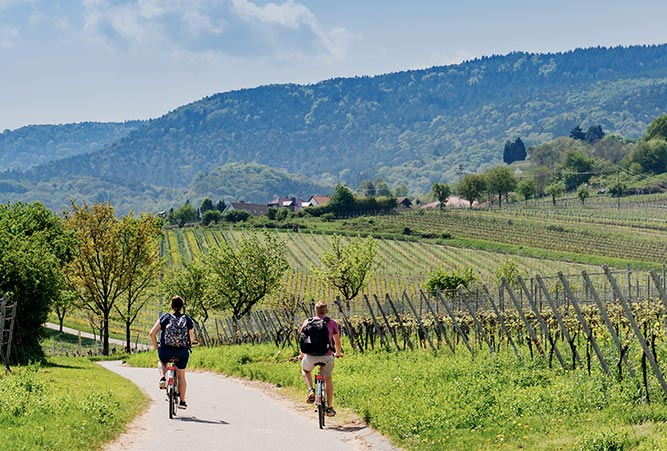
[[0, 25, 19, 48], [231, 0, 317, 29]]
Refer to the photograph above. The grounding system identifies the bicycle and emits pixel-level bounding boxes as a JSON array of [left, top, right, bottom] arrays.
[[166, 357, 180, 419], [314, 362, 327, 429]]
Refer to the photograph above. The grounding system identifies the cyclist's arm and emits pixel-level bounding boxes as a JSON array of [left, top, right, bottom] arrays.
[[333, 333, 343, 357], [149, 319, 161, 350], [189, 328, 197, 346]]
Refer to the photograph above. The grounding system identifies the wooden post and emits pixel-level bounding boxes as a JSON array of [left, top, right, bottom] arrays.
[[603, 265, 667, 397], [403, 291, 436, 352], [502, 278, 544, 357], [535, 274, 583, 370], [434, 290, 474, 355], [374, 294, 400, 350], [419, 290, 455, 353], [481, 285, 520, 359], [558, 272, 611, 377], [581, 271, 635, 378], [362, 295, 387, 348], [457, 287, 494, 354], [385, 294, 414, 351]]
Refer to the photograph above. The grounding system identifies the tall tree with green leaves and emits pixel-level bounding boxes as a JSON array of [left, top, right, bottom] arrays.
[[431, 182, 452, 210], [517, 178, 536, 205], [314, 234, 378, 301], [545, 180, 565, 206], [560, 150, 595, 191], [0, 202, 75, 362], [114, 213, 163, 353], [206, 231, 289, 318], [644, 114, 667, 141], [457, 174, 487, 209], [161, 260, 217, 328], [328, 183, 355, 216], [64, 202, 159, 355], [485, 165, 518, 207]]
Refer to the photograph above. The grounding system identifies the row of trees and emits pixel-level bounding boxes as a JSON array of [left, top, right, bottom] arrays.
[[1, 199, 381, 362]]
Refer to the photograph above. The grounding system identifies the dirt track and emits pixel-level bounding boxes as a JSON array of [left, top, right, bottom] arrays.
[[99, 360, 401, 451]]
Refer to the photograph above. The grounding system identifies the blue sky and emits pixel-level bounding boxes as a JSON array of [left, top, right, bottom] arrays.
[[1, 0, 666, 131]]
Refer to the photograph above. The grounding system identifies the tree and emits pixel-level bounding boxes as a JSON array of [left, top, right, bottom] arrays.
[[484, 165, 517, 207], [357, 180, 376, 197], [577, 184, 590, 205], [161, 261, 217, 335], [560, 150, 595, 191], [431, 182, 452, 210], [544, 181, 565, 206], [168, 201, 198, 226], [314, 234, 378, 301], [200, 198, 214, 213], [114, 213, 163, 353], [517, 178, 536, 205], [503, 137, 527, 164], [584, 125, 605, 144], [329, 183, 355, 216], [570, 125, 586, 141], [205, 231, 288, 318], [52, 288, 76, 333], [457, 174, 486, 209], [644, 114, 667, 141], [64, 202, 156, 355], [630, 139, 667, 173], [0, 202, 75, 362], [201, 209, 223, 225], [394, 183, 409, 197], [425, 267, 475, 293]]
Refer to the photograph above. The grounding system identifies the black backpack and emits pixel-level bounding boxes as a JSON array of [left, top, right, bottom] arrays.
[[299, 317, 330, 356]]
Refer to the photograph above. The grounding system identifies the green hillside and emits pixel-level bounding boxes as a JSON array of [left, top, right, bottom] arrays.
[[3, 45, 667, 213]]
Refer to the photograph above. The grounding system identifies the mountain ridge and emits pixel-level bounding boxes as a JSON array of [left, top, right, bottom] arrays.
[[2, 44, 667, 213]]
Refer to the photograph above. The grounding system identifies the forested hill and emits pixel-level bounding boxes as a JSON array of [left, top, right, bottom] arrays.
[[3, 44, 667, 213], [0, 121, 143, 171]]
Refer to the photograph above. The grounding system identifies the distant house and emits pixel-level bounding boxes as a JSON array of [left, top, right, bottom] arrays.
[[420, 200, 441, 210], [267, 196, 304, 212], [225, 200, 268, 216], [397, 197, 413, 209], [303, 195, 331, 207]]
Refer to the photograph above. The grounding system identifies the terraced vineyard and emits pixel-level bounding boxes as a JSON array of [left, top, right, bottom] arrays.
[[160, 225, 609, 302], [375, 207, 667, 267]]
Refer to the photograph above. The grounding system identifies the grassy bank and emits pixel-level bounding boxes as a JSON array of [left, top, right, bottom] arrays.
[[129, 344, 667, 451], [0, 357, 147, 451]]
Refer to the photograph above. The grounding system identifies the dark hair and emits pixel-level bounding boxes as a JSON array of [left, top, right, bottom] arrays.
[[171, 295, 185, 313]]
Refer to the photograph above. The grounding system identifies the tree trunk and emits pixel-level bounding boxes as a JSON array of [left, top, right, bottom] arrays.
[[126, 321, 132, 354], [103, 311, 110, 356]]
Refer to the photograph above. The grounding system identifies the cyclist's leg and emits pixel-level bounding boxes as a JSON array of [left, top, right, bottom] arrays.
[[175, 350, 189, 402], [301, 354, 316, 391], [320, 355, 335, 408], [176, 368, 187, 400]]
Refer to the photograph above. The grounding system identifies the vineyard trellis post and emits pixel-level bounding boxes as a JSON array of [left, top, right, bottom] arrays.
[[334, 297, 363, 353], [402, 291, 437, 352], [559, 272, 610, 376], [535, 274, 583, 370], [434, 290, 474, 355], [603, 265, 667, 398], [502, 278, 544, 358], [419, 290, 455, 353], [481, 285, 520, 359], [517, 275, 566, 369], [373, 294, 400, 350], [385, 294, 414, 351], [457, 287, 494, 354], [362, 295, 388, 349], [581, 270, 635, 378]]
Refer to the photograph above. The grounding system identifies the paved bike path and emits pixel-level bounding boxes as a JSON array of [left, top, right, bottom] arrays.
[[99, 360, 400, 451]]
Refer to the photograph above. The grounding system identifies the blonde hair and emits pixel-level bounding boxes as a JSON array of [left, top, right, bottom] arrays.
[[315, 301, 328, 316]]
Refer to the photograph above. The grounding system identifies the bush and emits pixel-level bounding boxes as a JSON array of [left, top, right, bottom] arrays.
[[425, 267, 476, 292]]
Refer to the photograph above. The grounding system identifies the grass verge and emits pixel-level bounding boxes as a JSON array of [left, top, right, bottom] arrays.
[[129, 344, 667, 451], [0, 357, 147, 451]]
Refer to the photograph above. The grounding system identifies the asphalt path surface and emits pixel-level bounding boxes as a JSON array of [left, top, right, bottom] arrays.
[[99, 360, 402, 451]]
